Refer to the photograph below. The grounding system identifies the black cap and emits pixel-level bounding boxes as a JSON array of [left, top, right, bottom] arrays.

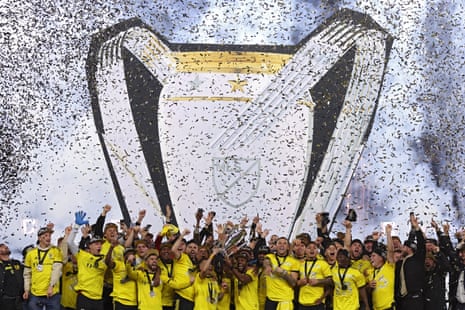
[[89, 236, 103, 244], [124, 248, 136, 256], [235, 250, 250, 260], [37, 227, 54, 237], [258, 245, 270, 254], [403, 240, 417, 251], [364, 235, 375, 243], [372, 247, 387, 260]]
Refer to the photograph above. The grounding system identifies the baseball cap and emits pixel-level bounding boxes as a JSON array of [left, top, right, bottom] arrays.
[[124, 248, 136, 256], [145, 249, 159, 260], [351, 239, 363, 246], [37, 227, 54, 237], [372, 247, 387, 260], [403, 240, 417, 251], [258, 245, 270, 254], [160, 224, 179, 238], [89, 236, 103, 244]]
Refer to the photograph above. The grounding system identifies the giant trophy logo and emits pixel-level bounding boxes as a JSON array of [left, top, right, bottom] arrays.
[[86, 9, 392, 237]]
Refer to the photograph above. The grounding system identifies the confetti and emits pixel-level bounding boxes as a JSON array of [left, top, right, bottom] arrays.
[[1, 1, 464, 256]]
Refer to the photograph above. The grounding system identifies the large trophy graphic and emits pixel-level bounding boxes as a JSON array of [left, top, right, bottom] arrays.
[[86, 9, 392, 237]]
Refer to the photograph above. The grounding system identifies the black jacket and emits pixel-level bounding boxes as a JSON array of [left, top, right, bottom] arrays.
[[395, 229, 426, 300], [439, 232, 465, 310], [424, 250, 450, 310], [0, 259, 24, 298]]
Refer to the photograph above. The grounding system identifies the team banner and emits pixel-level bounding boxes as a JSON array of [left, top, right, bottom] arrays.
[[87, 9, 392, 236]]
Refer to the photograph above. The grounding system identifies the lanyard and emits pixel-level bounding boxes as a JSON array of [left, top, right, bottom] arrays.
[[162, 261, 173, 278], [275, 254, 287, 267], [37, 249, 49, 265], [208, 281, 215, 303], [145, 271, 155, 293], [93, 255, 104, 268], [337, 267, 349, 289], [372, 267, 381, 280], [305, 259, 317, 278]]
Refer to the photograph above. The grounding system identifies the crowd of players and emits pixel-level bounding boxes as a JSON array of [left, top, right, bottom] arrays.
[[1, 204, 465, 310]]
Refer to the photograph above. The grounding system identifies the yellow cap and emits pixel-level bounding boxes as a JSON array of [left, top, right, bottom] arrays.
[[160, 224, 179, 237]]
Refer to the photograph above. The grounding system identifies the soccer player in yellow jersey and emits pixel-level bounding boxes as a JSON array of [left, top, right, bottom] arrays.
[[100, 222, 125, 309], [109, 248, 138, 310], [296, 241, 332, 310], [68, 229, 110, 310], [58, 226, 77, 310], [366, 224, 395, 310], [257, 246, 271, 310], [68, 211, 117, 310], [263, 237, 299, 310], [343, 221, 372, 275], [292, 238, 307, 262], [126, 249, 164, 310], [331, 249, 370, 310], [169, 229, 196, 310], [193, 248, 225, 310], [60, 257, 78, 310], [229, 250, 259, 310], [23, 226, 63, 310], [158, 242, 176, 310], [134, 239, 150, 267]]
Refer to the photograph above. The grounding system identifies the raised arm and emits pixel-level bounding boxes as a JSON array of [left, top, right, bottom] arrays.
[[385, 224, 395, 263], [343, 220, 352, 251], [199, 248, 221, 279], [92, 204, 111, 237], [67, 211, 89, 255], [172, 229, 191, 260], [59, 225, 73, 263], [410, 213, 426, 259]]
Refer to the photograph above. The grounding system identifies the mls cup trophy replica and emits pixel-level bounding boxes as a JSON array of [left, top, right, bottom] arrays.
[[87, 9, 392, 237]]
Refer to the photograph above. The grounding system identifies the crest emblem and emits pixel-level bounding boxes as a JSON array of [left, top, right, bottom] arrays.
[[212, 157, 260, 207], [87, 10, 392, 236]]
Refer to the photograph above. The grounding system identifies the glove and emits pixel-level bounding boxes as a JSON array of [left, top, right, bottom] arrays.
[[75, 211, 89, 226]]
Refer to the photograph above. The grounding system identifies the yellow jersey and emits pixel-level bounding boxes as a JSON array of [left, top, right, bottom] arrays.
[[298, 259, 331, 306], [74, 250, 108, 300], [331, 266, 366, 310], [366, 262, 395, 310], [24, 247, 63, 296], [264, 253, 300, 302]]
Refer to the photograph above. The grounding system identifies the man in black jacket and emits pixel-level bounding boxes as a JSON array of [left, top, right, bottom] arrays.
[[0, 244, 24, 310], [423, 243, 449, 310], [434, 219, 465, 310], [395, 213, 426, 310]]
